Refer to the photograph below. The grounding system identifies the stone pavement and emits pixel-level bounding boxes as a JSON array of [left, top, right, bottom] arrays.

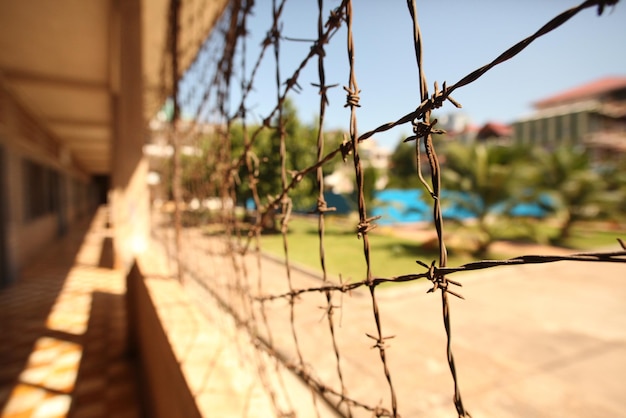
[[172, 225, 626, 417], [0, 208, 142, 418]]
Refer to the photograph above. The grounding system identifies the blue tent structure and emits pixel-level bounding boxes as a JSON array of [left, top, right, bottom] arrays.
[[371, 189, 549, 225]]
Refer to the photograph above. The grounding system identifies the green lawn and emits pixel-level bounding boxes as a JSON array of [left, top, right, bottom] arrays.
[[558, 226, 624, 250], [482, 219, 625, 250], [259, 217, 471, 283], [257, 216, 624, 284]]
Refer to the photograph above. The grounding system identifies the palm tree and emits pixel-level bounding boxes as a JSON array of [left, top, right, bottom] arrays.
[[533, 146, 611, 242], [440, 141, 535, 255], [600, 158, 626, 224]]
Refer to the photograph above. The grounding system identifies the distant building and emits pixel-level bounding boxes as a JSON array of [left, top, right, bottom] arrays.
[[512, 76, 626, 158], [324, 138, 390, 194], [476, 122, 513, 144], [144, 117, 219, 203], [358, 138, 390, 170], [323, 165, 355, 195], [437, 112, 476, 143]]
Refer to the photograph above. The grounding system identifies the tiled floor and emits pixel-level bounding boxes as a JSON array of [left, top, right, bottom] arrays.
[[0, 208, 143, 418]]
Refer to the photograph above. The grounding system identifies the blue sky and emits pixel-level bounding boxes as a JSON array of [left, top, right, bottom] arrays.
[[215, 1, 626, 150]]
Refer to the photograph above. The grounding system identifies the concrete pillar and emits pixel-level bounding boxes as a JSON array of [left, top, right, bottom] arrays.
[[547, 116, 556, 145], [521, 120, 530, 144], [562, 113, 571, 145], [578, 111, 589, 146], [110, 0, 150, 271]]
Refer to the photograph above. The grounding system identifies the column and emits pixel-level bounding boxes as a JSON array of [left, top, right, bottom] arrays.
[[110, 0, 149, 271]]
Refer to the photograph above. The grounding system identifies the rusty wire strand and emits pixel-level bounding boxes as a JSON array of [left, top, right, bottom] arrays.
[[234, 2, 288, 414], [271, 0, 321, 415], [157, 0, 624, 416], [406, 0, 469, 415], [344, 1, 398, 415], [202, 2, 297, 415], [227, 1, 349, 259], [314, 0, 352, 415], [170, 226, 396, 417], [229, 1, 347, 173], [254, 247, 626, 303]]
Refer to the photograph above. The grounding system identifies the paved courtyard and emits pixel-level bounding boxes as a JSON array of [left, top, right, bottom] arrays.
[[173, 224, 626, 417]]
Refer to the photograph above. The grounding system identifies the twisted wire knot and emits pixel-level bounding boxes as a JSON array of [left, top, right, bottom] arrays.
[[407, 118, 445, 142], [311, 82, 339, 106], [316, 197, 336, 214], [340, 136, 353, 161], [417, 260, 465, 300], [357, 216, 381, 238], [343, 85, 361, 107], [365, 333, 395, 351], [284, 76, 302, 93], [325, 7, 345, 30]]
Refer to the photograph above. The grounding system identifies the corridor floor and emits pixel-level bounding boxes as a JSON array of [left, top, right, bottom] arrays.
[[0, 208, 142, 418]]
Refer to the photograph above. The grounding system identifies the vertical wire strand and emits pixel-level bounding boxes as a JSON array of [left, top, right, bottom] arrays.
[[345, 1, 397, 416], [407, 1, 469, 416], [273, 0, 310, 414], [314, 0, 352, 415]]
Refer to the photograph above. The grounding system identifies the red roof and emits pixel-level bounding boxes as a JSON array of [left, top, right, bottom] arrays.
[[534, 76, 626, 109], [477, 122, 512, 139]]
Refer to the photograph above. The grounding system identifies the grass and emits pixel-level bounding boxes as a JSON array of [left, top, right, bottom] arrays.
[[436, 218, 624, 250], [257, 216, 624, 284], [558, 226, 624, 250], [259, 216, 471, 283], [486, 219, 624, 250]]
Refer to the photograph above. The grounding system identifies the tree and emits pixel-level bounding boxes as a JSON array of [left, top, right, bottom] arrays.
[[601, 158, 626, 223], [180, 136, 219, 201], [230, 98, 344, 214], [533, 146, 614, 242], [387, 140, 425, 189], [440, 142, 536, 255], [355, 165, 379, 212], [175, 99, 347, 229]]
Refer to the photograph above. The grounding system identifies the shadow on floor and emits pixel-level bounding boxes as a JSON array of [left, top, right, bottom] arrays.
[[0, 210, 143, 417], [98, 237, 115, 269]]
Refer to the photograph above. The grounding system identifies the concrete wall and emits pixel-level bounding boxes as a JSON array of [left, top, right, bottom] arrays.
[[124, 241, 326, 418], [0, 80, 92, 285], [126, 262, 202, 418]]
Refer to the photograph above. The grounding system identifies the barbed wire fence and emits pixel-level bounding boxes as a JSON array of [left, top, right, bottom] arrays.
[[152, 0, 625, 416]]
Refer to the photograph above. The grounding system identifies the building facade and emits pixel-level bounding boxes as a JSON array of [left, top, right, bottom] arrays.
[[512, 76, 626, 158]]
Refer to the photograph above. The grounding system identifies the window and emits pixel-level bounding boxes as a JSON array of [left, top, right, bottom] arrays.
[[555, 115, 563, 144], [529, 121, 537, 145], [570, 113, 579, 142], [22, 160, 59, 222]]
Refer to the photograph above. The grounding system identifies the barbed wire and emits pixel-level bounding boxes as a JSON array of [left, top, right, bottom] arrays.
[[159, 0, 624, 416]]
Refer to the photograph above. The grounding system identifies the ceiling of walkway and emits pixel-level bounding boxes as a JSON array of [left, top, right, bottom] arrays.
[[0, 0, 228, 175]]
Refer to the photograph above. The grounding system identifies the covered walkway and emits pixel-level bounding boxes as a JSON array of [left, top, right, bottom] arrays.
[[0, 207, 142, 417]]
